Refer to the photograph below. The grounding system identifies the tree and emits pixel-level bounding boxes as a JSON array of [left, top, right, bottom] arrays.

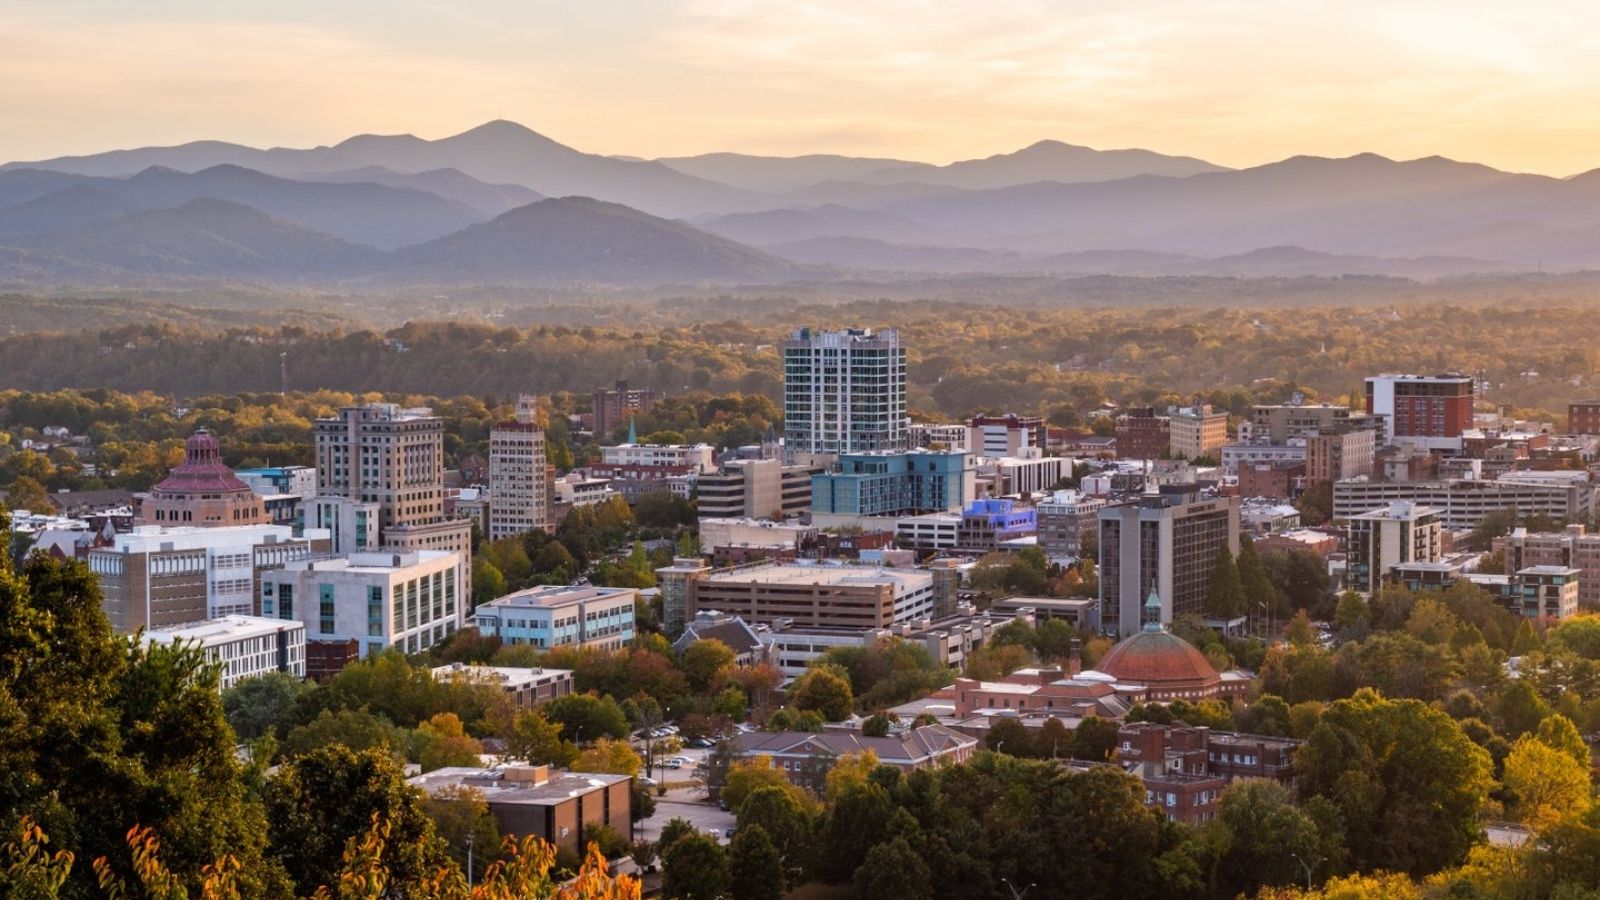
[[680, 639, 736, 693], [505, 707, 576, 766], [1073, 716, 1121, 761], [852, 836, 932, 900], [729, 824, 783, 900], [1333, 591, 1369, 633], [1237, 537, 1278, 624], [414, 712, 485, 772], [1549, 615, 1600, 660], [1295, 689, 1492, 875], [1534, 714, 1591, 768], [721, 756, 793, 812], [824, 751, 881, 802], [545, 693, 631, 743], [791, 665, 854, 721], [662, 833, 729, 900], [818, 782, 894, 882], [1284, 609, 1318, 646], [221, 669, 311, 741], [265, 744, 452, 894], [1503, 734, 1593, 832], [1205, 544, 1245, 618], [571, 737, 643, 777], [1210, 779, 1335, 896], [282, 707, 408, 759], [861, 713, 892, 737], [737, 785, 815, 886], [1495, 679, 1553, 740], [421, 784, 504, 873]]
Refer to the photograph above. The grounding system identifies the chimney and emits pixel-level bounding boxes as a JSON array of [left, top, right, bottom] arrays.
[[1068, 638, 1082, 677]]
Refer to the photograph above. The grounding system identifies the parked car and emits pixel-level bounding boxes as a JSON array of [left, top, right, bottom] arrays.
[[686, 737, 715, 748], [724, 827, 736, 839], [663, 759, 683, 769], [637, 776, 657, 787]]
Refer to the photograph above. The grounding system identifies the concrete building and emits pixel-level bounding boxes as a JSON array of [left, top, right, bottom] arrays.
[[89, 523, 329, 633], [968, 414, 1046, 458], [1114, 407, 1170, 461], [694, 458, 816, 520], [488, 395, 550, 540], [600, 442, 716, 471], [1168, 405, 1228, 461], [312, 404, 472, 583], [1305, 427, 1377, 486], [1510, 566, 1581, 620], [1035, 490, 1108, 560], [1221, 442, 1305, 477], [1365, 373, 1476, 451], [979, 451, 1067, 497], [552, 473, 614, 508], [907, 422, 970, 451], [142, 429, 269, 528], [306, 497, 382, 556], [472, 584, 637, 651], [811, 450, 973, 517], [1237, 461, 1306, 500], [144, 615, 307, 690], [783, 326, 907, 455], [259, 549, 464, 675], [656, 556, 713, 637], [1098, 488, 1241, 637], [1497, 524, 1600, 609], [1247, 403, 1382, 444], [957, 498, 1037, 551], [895, 512, 962, 554], [410, 766, 630, 857], [592, 380, 655, 439], [430, 662, 575, 710], [234, 465, 317, 500], [1332, 474, 1595, 531], [686, 561, 935, 629], [1345, 502, 1444, 594]]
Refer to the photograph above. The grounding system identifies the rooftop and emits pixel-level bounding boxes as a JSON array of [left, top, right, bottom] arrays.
[[144, 615, 304, 646], [409, 766, 628, 806], [430, 663, 573, 686], [702, 562, 932, 590], [480, 583, 638, 610]]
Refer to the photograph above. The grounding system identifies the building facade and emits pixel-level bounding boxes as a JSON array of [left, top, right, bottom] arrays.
[[1332, 474, 1595, 531], [686, 562, 936, 629], [783, 327, 908, 455], [142, 429, 269, 528], [144, 615, 307, 690], [410, 766, 631, 857], [1365, 373, 1475, 451], [488, 395, 550, 540], [1036, 490, 1108, 560], [1098, 488, 1241, 637], [1114, 407, 1171, 461], [1168, 405, 1228, 461], [472, 585, 638, 651], [592, 380, 656, 439], [1304, 427, 1377, 485], [695, 458, 817, 520], [1497, 524, 1600, 608], [1569, 401, 1600, 436], [1345, 502, 1444, 594], [969, 414, 1046, 457], [810, 450, 973, 517]]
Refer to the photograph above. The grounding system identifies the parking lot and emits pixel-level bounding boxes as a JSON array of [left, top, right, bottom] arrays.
[[636, 785, 736, 845]]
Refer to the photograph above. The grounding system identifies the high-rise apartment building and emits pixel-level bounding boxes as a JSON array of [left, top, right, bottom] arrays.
[[489, 395, 550, 540], [592, 380, 655, 439], [313, 404, 473, 588], [1304, 427, 1376, 485], [1497, 524, 1600, 609], [1345, 502, 1444, 594], [1168, 405, 1229, 461], [1569, 401, 1600, 435], [1098, 487, 1241, 637], [1364, 374, 1475, 450], [783, 327, 907, 456]]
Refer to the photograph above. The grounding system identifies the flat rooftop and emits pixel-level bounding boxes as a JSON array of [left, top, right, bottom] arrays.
[[481, 584, 637, 610], [702, 563, 932, 589], [430, 663, 573, 685], [409, 767, 628, 806], [145, 615, 303, 644]]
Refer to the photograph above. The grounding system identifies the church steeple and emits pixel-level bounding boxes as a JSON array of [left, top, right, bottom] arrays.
[[1142, 587, 1165, 633], [627, 416, 638, 444]]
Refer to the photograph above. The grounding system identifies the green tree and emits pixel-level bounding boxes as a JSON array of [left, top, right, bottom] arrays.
[[1073, 716, 1121, 761], [1535, 714, 1590, 768], [852, 836, 932, 900], [265, 744, 452, 895], [680, 638, 737, 693], [1237, 537, 1278, 624], [662, 832, 729, 900], [420, 784, 503, 874], [1495, 679, 1553, 740], [1210, 779, 1335, 896], [1549, 615, 1600, 660], [737, 785, 815, 886], [2, 475, 51, 513], [282, 707, 408, 759], [729, 823, 784, 900], [222, 671, 312, 741], [791, 665, 854, 721], [721, 756, 794, 812], [504, 707, 576, 766], [1296, 689, 1492, 875], [861, 713, 892, 737], [818, 782, 894, 883], [1333, 591, 1369, 633], [544, 692, 631, 744], [1205, 544, 1245, 618]]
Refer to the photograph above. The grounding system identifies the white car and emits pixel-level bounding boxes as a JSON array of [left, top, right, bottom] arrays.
[[638, 776, 657, 787]]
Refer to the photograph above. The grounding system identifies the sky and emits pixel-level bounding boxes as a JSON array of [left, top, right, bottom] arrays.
[[5, 0, 1600, 174]]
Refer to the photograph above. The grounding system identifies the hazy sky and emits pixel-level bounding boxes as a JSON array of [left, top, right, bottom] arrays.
[[6, 0, 1600, 174]]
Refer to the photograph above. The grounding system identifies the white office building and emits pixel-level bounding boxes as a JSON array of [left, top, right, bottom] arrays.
[[144, 615, 307, 690], [258, 549, 464, 660]]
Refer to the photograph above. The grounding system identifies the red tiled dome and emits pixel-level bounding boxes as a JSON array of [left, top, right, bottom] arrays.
[[1095, 629, 1220, 691], [151, 428, 253, 495]]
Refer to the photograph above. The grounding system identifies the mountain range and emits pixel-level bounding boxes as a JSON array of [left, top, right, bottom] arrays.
[[4, 120, 1600, 287]]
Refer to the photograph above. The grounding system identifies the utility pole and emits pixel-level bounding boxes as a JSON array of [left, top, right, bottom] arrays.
[[279, 351, 288, 395], [466, 831, 474, 885], [1001, 878, 1036, 900], [1291, 853, 1324, 891]]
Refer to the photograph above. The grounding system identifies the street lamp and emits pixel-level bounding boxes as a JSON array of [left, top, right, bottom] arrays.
[[1290, 853, 1326, 891], [1001, 877, 1036, 899]]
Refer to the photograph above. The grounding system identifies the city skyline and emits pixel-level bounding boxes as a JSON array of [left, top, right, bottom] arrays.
[[7, 1, 1600, 175]]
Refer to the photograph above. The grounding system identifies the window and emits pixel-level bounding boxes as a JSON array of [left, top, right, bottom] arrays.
[[368, 586, 384, 637], [279, 583, 294, 619], [319, 584, 335, 635]]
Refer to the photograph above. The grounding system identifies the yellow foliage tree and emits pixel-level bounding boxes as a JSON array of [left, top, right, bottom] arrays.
[[1502, 734, 1593, 832]]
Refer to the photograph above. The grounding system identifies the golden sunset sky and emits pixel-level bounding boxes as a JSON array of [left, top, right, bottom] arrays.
[[5, 0, 1599, 174]]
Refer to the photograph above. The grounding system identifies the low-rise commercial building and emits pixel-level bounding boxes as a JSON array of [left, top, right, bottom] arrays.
[[429, 663, 575, 710], [144, 615, 306, 689], [472, 584, 638, 651], [409, 766, 631, 857]]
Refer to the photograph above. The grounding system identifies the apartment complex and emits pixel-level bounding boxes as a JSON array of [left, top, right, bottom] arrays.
[[1247, 403, 1382, 444], [89, 523, 329, 633], [1305, 427, 1377, 485], [591, 380, 655, 439], [1497, 525, 1600, 608], [810, 450, 973, 518], [1345, 502, 1444, 594], [312, 404, 473, 578], [907, 422, 971, 451], [1036, 489, 1108, 560], [142, 429, 269, 528], [1569, 400, 1600, 436], [694, 458, 817, 520], [686, 562, 936, 629], [471, 584, 638, 651], [1168, 405, 1228, 461], [1332, 474, 1595, 531], [783, 327, 908, 455], [1114, 407, 1171, 460], [1098, 488, 1241, 637], [1365, 373, 1475, 450], [258, 549, 464, 674], [144, 615, 307, 690], [488, 395, 549, 540]]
